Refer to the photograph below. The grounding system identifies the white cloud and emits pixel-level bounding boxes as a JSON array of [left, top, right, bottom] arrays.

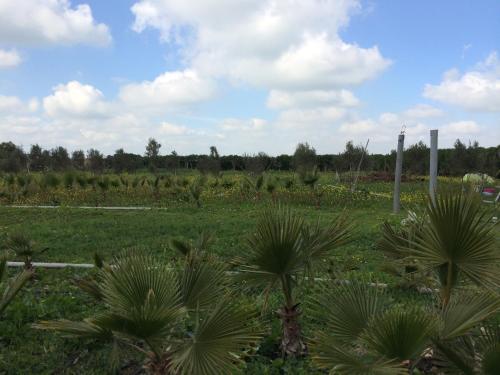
[[220, 118, 267, 132], [131, 0, 390, 90], [403, 104, 443, 118], [441, 121, 480, 134], [267, 89, 359, 109], [118, 70, 216, 112], [339, 119, 376, 135], [159, 122, 191, 135], [423, 52, 500, 112], [277, 106, 347, 129], [0, 49, 21, 68], [0, 95, 39, 113], [43, 81, 109, 118], [0, 0, 111, 46], [0, 95, 23, 112]]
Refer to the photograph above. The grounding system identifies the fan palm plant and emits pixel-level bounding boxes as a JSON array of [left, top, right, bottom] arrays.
[[379, 192, 499, 307], [0, 254, 33, 315], [2, 233, 48, 270], [235, 205, 352, 357], [189, 176, 206, 208], [309, 282, 500, 374], [35, 251, 262, 374]]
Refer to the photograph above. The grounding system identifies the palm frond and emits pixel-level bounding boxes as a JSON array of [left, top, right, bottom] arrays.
[[172, 298, 262, 375], [238, 205, 304, 285], [478, 325, 500, 375], [363, 307, 436, 362], [440, 292, 500, 340], [309, 282, 385, 343], [179, 257, 227, 310], [0, 267, 33, 314], [33, 318, 113, 340], [98, 252, 185, 341], [310, 339, 406, 375], [300, 215, 352, 278], [411, 193, 500, 291]]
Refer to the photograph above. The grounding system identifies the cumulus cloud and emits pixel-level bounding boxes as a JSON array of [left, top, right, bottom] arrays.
[[131, 0, 390, 90], [423, 52, 500, 112], [159, 122, 191, 135], [0, 0, 111, 46], [403, 104, 443, 118], [441, 121, 480, 134], [0, 49, 22, 68], [43, 81, 110, 118], [267, 89, 359, 109], [118, 70, 216, 112], [0, 95, 39, 113], [220, 118, 267, 132]]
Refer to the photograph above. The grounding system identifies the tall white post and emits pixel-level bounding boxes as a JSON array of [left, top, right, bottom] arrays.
[[429, 129, 438, 204], [393, 133, 405, 213]]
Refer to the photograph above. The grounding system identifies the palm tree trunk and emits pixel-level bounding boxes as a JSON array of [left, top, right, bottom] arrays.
[[278, 275, 306, 357], [277, 303, 306, 357]]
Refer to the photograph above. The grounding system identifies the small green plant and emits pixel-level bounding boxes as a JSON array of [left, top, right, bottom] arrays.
[[189, 175, 206, 208], [2, 233, 48, 270]]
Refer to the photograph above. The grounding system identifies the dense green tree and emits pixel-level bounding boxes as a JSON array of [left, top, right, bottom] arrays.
[[145, 138, 161, 171], [293, 142, 317, 173], [86, 148, 105, 173], [49, 146, 71, 171], [71, 150, 85, 170], [28, 144, 48, 172], [0, 142, 26, 173]]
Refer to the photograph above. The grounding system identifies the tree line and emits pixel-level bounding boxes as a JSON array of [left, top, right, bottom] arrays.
[[0, 138, 498, 177]]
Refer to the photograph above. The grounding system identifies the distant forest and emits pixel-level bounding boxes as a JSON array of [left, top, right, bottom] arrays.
[[0, 138, 498, 177]]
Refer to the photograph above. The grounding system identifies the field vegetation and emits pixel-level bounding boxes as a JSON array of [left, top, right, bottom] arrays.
[[0, 140, 499, 374]]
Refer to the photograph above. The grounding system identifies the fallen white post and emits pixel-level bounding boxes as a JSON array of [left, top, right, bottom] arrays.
[[7, 261, 94, 269]]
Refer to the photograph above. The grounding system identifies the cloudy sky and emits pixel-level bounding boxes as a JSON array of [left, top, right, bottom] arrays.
[[0, 0, 499, 155]]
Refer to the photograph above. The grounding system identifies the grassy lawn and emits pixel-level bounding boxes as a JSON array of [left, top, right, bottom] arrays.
[[1, 178, 498, 374]]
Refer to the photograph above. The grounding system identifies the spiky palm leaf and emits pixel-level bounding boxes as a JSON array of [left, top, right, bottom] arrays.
[[172, 298, 262, 375], [411, 193, 499, 298], [363, 307, 437, 362], [310, 343, 406, 375], [477, 325, 500, 375], [0, 256, 33, 314], [309, 282, 385, 343], [440, 293, 500, 340], [309, 283, 406, 374], [179, 257, 227, 310], [238, 206, 304, 290], [237, 205, 351, 303]]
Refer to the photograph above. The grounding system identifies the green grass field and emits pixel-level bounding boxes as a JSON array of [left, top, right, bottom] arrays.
[[0, 176, 498, 374]]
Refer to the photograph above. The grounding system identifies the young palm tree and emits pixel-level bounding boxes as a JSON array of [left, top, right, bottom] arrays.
[[35, 251, 261, 374], [235, 205, 352, 357], [0, 255, 33, 315], [309, 282, 500, 374], [311, 193, 500, 374], [2, 233, 48, 270], [379, 192, 499, 307]]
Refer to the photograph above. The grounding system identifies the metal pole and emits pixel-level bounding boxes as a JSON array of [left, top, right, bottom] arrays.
[[393, 133, 405, 213], [429, 129, 438, 204]]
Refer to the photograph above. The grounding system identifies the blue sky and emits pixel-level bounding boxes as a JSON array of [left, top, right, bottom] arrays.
[[0, 0, 498, 155]]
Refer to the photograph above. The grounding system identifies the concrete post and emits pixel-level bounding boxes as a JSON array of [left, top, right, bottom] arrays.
[[429, 129, 438, 204], [393, 133, 405, 213]]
